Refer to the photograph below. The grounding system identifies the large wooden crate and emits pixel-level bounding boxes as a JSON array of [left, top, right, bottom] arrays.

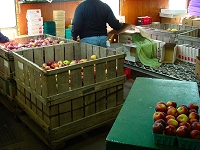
[[140, 23, 196, 43], [0, 75, 17, 109], [13, 42, 126, 148], [0, 34, 73, 80], [177, 28, 200, 46]]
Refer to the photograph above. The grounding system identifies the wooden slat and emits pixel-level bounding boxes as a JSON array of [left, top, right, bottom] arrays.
[[80, 43, 87, 59], [64, 42, 74, 61], [54, 44, 65, 61], [57, 71, 69, 94], [59, 101, 71, 125], [34, 47, 44, 66], [44, 46, 55, 63]]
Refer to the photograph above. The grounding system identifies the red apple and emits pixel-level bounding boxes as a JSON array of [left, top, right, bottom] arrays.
[[189, 109, 198, 113], [167, 118, 179, 128], [167, 106, 174, 110], [188, 103, 199, 112], [42, 63, 47, 69], [189, 118, 198, 124], [177, 105, 189, 115], [190, 130, 200, 139], [189, 112, 199, 121], [153, 112, 166, 121], [155, 103, 167, 112], [167, 107, 178, 117], [176, 114, 189, 123], [191, 122, 200, 131], [156, 101, 166, 106], [179, 122, 191, 131], [152, 122, 164, 134], [166, 101, 177, 108], [44, 66, 51, 70], [165, 115, 175, 122], [165, 125, 176, 136], [47, 61, 52, 66], [176, 126, 189, 138], [154, 119, 166, 127]]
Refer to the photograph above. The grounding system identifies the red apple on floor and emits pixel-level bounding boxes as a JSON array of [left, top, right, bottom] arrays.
[[188, 103, 199, 112], [152, 122, 164, 134], [176, 126, 189, 138], [190, 130, 200, 139], [153, 112, 166, 121], [189, 112, 199, 120], [154, 119, 166, 127], [165, 115, 175, 122], [176, 114, 189, 123], [155, 103, 167, 112], [167, 118, 179, 128], [165, 125, 177, 136], [179, 122, 191, 131], [167, 107, 178, 117], [177, 105, 189, 115], [166, 101, 177, 108], [191, 122, 200, 131], [189, 119, 198, 124]]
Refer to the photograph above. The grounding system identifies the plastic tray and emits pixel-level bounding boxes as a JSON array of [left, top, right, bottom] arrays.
[[153, 133, 176, 146], [177, 137, 200, 150]]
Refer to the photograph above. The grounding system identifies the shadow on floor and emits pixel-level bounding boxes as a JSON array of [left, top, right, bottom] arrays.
[[0, 79, 134, 150]]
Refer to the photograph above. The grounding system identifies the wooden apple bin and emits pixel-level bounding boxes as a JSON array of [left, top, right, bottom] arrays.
[[13, 42, 126, 148], [0, 34, 73, 112]]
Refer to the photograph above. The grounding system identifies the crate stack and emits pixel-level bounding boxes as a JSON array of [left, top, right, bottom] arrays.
[[26, 9, 43, 35], [11, 39, 125, 149], [53, 10, 65, 38]]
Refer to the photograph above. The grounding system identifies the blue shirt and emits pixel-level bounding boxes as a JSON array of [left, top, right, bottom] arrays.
[[0, 32, 9, 43], [72, 0, 122, 40]]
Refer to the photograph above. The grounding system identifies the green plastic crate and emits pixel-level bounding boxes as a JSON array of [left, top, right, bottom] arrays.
[[178, 137, 200, 150], [153, 133, 177, 146]]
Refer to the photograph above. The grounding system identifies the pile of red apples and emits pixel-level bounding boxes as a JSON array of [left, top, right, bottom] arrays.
[[41, 55, 97, 70], [152, 101, 200, 139], [0, 37, 66, 51]]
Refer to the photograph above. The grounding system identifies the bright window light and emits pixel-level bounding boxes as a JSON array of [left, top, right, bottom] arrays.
[[0, 0, 16, 28], [168, 0, 187, 9], [101, 0, 119, 17]]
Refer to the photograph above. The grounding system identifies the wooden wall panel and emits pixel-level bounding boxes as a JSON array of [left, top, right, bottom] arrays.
[[18, 0, 170, 35], [18, 2, 81, 35], [120, 0, 168, 25]]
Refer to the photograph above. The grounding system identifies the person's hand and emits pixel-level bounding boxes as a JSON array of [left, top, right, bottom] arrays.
[[9, 38, 15, 42]]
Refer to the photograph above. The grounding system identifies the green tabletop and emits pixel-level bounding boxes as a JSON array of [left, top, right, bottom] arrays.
[[106, 77, 200, 150]]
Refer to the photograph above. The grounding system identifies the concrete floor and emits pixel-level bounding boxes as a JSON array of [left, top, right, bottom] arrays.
[[0, 79, 134, 150]]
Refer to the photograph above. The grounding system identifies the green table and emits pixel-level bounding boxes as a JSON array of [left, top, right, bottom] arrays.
[[106, 77, 200, 150]]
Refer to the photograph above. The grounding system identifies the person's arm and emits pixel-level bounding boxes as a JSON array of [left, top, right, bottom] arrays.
[[71, 5, 83, 41], [0, 32, 9, 43]]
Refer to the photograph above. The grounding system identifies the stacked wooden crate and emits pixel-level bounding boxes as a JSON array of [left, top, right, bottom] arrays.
[[11, 39, 125, 148], [0, 34, 73, 111], [53, 10, 65, 38]]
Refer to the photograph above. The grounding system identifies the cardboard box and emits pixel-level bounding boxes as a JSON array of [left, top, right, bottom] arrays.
[[123, 44, 139, 62], [161, 9, 187, 14], [182, 18, 193, 26], [160, 17, 181, 24], [195, 56, 200, 80], [192, 18, 200, 27], [163, 43, 176, 63]]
